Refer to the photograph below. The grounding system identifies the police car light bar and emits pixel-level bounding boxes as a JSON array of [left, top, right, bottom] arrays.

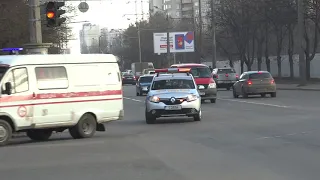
[[155, 68, 191, 73], [155, 68, 191, 77]]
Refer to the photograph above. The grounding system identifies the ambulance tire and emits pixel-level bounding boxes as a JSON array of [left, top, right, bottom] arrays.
[[0, 120, 12, 146], [27, 129, 52, 141], [69, 113, 97, 139]]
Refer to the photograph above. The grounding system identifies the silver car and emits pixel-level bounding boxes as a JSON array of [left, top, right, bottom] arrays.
[[212, 68, 239, 90], [145, 73, 201, 124]]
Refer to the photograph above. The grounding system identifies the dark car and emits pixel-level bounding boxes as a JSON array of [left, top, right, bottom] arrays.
[[122, 73, 136, 85], [136, 75, 154, 96]]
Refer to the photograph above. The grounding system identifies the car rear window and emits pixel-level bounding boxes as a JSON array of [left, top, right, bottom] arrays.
[[217, 68, 235, 74], [190, 67, 212, 78], [249, 73, 272, 79], [123, 74, 133, 77], [151, 79, 195, 90], [139, 76, 153, 83]]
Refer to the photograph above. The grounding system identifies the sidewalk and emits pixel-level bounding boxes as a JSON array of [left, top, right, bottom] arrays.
[[277, 83, 320, 91], [274, 77, 320, 91]]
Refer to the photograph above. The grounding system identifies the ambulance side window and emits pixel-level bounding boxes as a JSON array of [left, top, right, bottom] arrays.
[[13, 68, 29, 93], [35, 66, 68, 90], [1, 68, 29, 94], [2, 71, 15, 94]]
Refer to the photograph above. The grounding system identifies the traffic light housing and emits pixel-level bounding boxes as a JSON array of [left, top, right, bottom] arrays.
[[45, 1, 66, 27]]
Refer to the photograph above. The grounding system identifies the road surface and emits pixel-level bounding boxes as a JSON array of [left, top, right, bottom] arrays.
[[1, 85, 319, 180]]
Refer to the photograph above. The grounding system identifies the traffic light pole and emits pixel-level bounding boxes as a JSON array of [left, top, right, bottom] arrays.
[[24, 0, 52, 54]]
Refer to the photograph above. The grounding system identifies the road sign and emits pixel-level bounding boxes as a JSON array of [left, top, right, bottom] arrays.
[[153, 31, 195, 53], [78, 2, 89, 13]]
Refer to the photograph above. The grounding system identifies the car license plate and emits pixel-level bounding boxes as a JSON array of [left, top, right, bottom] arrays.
[[199, 92, 205, 95], [127, 78, 132, 79], [165, 105, 181, 110]]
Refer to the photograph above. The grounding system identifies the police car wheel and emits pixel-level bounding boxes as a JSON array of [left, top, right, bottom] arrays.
[[69, 113, 97, 139], [194, 109, 201, 121], [0, 120, 12, 146], [145, 110, 156, 124]]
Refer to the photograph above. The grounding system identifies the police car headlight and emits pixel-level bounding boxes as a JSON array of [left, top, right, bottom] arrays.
[[187, 94, 198, 102], [208, 83, 216, 88], [149, 96, 160, 103]]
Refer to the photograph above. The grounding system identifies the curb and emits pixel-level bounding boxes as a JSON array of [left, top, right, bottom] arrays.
[[277, 87, 320, 91]]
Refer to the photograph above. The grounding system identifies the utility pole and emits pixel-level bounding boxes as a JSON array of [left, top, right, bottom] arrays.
[[198, 0, 202, 62], [298, 0, 306, 85], [25, 0, 52, 54], [210, 0, 217, 68], [166, 12, 171, 67], [135, 1, 143, 73]]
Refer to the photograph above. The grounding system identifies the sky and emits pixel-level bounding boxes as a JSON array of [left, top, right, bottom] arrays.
[[67, 0, 149, 54]]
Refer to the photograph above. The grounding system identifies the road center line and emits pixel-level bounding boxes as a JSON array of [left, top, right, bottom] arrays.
[[218, 98, 290, 108]]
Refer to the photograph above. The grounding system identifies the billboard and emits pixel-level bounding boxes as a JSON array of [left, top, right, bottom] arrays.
[[153, 31, 195, 53]]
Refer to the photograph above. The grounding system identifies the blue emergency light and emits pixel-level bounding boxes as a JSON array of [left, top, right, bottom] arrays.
[[1, 48, 23, 52]]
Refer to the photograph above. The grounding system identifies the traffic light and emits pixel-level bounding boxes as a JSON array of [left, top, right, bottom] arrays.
[[45, 1, 66, 27]]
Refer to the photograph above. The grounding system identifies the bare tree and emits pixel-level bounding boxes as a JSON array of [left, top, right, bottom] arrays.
[[304, 0, 320, 79]]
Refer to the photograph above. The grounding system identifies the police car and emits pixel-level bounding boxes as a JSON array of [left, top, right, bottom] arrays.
[[145, 68, 201, 124]]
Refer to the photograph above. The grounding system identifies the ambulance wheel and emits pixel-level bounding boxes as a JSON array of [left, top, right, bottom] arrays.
[[27, 129, 52, 141], [0, 120, 12, 146], [69, 113, 97, 139]]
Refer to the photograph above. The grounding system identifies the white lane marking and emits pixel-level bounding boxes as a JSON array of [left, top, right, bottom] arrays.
[[123, 97, 143, 102], [256, 131, 313, 140], [218, 98, 290, 108]]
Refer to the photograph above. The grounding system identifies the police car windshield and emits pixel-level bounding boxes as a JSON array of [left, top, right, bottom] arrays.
[[190, 67, 211, 78], [151, 79, 195, 90]]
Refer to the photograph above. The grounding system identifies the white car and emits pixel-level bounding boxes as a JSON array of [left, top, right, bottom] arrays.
[[145, 68, 201, 124]]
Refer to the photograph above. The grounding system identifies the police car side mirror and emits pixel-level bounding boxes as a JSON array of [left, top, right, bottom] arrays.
[[4, 82, 12, 95], [198, 85, 205, 90]]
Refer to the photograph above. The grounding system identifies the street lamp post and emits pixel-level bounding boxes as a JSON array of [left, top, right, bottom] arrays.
[[166, 13, 171, 67], [210, 0, 217, 69]]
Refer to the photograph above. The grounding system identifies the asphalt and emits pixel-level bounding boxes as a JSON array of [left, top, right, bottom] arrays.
[[1, 85, 319, 180]]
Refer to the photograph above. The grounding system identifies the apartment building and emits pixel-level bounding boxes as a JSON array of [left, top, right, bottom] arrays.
[[79, 23, 101, 54]]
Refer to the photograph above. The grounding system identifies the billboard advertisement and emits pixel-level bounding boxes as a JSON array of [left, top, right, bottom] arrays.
[[153, 31, 195, 53]]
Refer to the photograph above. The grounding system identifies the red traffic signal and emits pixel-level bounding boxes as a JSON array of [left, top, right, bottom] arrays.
[[45, 1, 65, 27], [46, 11, 55, 19]]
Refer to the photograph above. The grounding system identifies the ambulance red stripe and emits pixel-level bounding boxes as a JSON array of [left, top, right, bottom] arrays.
[[0, 90, 122, 108]]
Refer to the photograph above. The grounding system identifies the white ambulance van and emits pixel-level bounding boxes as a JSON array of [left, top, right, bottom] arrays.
[[0, 54, 123, 146]]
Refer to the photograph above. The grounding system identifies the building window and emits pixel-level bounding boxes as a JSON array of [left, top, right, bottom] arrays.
[[176, 4, 180, 9], [194, 2, 199, 6], [35, 66, 69, 90]]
